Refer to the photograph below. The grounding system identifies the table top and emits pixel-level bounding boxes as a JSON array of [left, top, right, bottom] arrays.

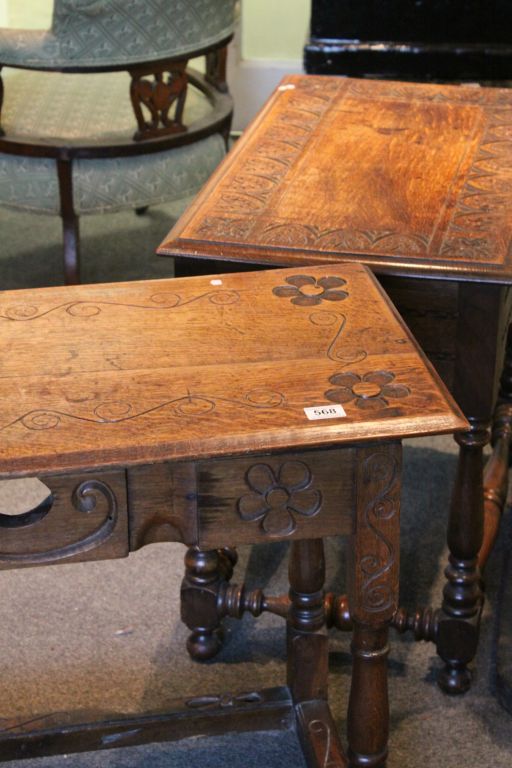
[[160, 75, 512, 284], [0, 265, 465, 477]]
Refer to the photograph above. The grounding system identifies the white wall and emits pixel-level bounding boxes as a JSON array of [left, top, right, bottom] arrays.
[[229, 0, 310, 130], [242, 0, 310, 61], [3, 0, 52, 28]]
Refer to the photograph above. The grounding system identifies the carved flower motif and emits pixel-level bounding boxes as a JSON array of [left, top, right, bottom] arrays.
[[237, 461, 322, 536], [325, 371, 410, 410], [272, 275, 348, 306]]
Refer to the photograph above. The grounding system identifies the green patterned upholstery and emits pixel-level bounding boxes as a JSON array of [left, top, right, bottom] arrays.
[[0, 0, 236, 69], [0, 134, 225, 215], [0, 68, 226, 213], [0, 0, 234, 281], [1, 68, 212, 145]]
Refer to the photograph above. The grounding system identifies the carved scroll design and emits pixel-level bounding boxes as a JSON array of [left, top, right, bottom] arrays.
[[259, 223, 429, 255], [0, 289, 240, 322], [195, 215, 430, 256], [439, 112, 512, 263], [237, 461, 322, 537], [359, 452, 400, 614], [0, 387, 285, 435], [308, 310, 365, 365], [271, 276, 368, 364], [185, 691, 262, 710], [203, 80, 341, 220], [0, 494, 52, 529], [0, 480, 117, 565], [129, 61, 188, 141], [308, 719, 339, 768]]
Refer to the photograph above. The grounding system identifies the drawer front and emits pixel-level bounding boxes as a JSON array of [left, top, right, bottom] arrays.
[[129, 450, 355, 551], [0, 471, 128, 569], [182, 448, 356, 548]]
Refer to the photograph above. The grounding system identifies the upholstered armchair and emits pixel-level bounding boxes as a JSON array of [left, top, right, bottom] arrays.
[[0, 0, 236, 283]]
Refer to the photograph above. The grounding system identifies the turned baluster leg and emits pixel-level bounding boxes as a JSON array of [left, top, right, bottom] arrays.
[[181, 546, 236, 660], [437, 420, 487, 694], [479, 323, 512, 569], [435, 283, 506, 693], [288, 538, 345, 766], [347, 444, 401, 768], [287, 538, 328, 702]]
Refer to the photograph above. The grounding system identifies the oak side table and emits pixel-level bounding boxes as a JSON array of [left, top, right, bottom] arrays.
[[0, 265, 464, 767], [159, 74, 512, 693]]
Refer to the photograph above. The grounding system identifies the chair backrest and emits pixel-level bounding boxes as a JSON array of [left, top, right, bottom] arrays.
[[304, 0, 512, 81], [0, 0, 236, 71]]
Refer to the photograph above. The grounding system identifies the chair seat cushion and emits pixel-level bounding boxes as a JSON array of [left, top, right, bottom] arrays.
[[0, 68, 227, 214], [0, 134, 225, 214]]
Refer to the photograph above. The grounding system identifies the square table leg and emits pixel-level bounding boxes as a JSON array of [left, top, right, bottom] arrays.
[[346, 442, 401, 768]]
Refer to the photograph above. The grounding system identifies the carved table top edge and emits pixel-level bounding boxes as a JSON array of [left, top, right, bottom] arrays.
[[0, 264, 467, 479], [158, 73, 512, 284]]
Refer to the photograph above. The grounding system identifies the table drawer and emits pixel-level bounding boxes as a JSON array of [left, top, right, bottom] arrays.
[[0, 471, 128, 570], [129, 449, 356, 551]]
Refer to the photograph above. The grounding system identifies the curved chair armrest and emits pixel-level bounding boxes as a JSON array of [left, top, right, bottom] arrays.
[[0, 0, 236, 72], [0, 29, 60, 71]]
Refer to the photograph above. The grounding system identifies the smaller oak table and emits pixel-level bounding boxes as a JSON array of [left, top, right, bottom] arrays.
[[159, 74, 512, 694], [0, 265, 464, 767]]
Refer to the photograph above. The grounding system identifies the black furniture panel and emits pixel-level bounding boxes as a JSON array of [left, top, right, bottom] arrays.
[[304, 0, 512, 80]]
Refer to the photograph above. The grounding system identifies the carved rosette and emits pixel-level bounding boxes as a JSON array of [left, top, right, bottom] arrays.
[[325, 371, 410, 410], [237, 461, 322, 537], [273, 274, 348, 306]]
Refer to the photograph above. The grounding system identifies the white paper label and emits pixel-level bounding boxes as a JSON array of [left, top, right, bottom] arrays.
[[304, 404, 346, 421]]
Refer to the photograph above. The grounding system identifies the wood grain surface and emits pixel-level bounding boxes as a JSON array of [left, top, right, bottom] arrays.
[[0, 265, 466, 477], [159, 75, 512, 283]]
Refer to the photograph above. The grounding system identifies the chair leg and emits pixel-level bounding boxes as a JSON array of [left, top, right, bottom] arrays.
[[57, 159, 80, 285]]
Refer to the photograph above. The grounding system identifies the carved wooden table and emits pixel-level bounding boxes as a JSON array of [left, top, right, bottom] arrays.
[[159, 74, 512, 694], [0, 266, 464, 767]]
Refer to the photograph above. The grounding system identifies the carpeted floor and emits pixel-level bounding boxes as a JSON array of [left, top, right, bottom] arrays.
[[0, 203, 512, 766]]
